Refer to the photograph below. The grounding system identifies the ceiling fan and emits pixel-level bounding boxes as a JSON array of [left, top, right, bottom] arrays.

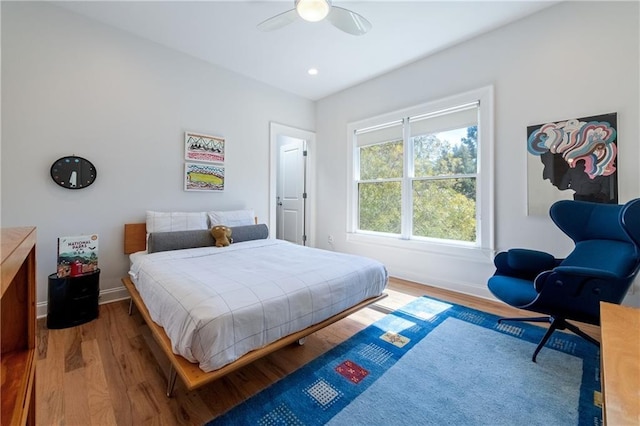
[[257, 0, 372, 36]]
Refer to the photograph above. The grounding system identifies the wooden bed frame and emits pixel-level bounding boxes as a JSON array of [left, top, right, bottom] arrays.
[[122, 223, 387, 396]]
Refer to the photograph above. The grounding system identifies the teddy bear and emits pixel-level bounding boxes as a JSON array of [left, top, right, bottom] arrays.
[[211, 225, 232, 247]]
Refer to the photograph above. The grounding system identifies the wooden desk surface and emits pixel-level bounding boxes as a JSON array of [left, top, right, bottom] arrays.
[[600, 302, 640, 425]]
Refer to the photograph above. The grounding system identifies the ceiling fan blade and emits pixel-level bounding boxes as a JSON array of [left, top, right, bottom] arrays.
[[257, 9, 298, 32], [327, 6, 372, 36]]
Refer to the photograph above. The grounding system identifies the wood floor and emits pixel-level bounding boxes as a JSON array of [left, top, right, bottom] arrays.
[[35, 277, 600, 425]]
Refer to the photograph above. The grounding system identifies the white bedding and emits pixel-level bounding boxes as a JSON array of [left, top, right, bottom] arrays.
[[129, 238, 388, 372]]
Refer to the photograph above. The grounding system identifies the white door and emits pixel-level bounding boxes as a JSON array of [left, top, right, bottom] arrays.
[[269, 122, 315, 247], [277, 139, 306, 245]]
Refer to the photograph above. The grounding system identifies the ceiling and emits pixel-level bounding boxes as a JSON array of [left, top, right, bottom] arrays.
[[53, 1, 556, 101]]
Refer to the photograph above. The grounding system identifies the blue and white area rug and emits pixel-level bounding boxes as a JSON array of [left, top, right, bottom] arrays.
[[206, 297, 602, 425]]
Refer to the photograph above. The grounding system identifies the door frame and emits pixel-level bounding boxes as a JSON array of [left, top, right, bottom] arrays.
[[269, 122, 316, 247]]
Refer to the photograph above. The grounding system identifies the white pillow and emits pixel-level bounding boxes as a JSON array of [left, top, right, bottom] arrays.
[[207, 209, 255, 227], [146, 211, 208, 233]]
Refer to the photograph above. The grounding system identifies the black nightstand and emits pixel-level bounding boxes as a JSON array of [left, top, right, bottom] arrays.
[[47, 269, 100, 329]]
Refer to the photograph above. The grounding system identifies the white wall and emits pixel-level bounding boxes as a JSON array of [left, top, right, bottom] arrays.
[[1, 2, 315, 313], [316, 1, 640, 305]]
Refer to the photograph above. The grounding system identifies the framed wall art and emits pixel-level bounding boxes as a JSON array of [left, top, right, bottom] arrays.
[[526, 112, 618, 215], [185, 131, 225, 164], [184, 162, 225, 192]]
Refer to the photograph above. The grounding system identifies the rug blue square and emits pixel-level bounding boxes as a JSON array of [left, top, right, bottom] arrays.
[[206, 296, 602, 425]]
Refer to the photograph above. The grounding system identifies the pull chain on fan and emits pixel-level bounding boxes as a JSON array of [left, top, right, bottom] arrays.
[[257, 0, 372, 36]]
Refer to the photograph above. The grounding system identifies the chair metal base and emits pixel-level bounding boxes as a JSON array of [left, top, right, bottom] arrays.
[[497, 316, 600, 362]]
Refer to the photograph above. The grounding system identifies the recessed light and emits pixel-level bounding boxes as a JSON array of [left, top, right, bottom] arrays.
[[308, 68, 319, 76]]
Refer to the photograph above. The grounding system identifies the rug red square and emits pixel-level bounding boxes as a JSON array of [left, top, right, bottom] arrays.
[[335, 360, 369, 384]]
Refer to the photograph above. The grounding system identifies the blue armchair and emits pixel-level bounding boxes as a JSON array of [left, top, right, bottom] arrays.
[[488, 198, 640, 361]]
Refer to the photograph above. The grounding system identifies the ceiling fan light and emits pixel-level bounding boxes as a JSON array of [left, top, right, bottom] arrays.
[[295, 0, 331, 22]]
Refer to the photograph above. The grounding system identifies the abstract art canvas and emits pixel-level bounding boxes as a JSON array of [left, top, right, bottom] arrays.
[[526, 113, 618, 215]]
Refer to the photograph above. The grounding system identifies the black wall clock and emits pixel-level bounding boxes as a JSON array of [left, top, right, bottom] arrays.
[[50, 156, 97, 189]]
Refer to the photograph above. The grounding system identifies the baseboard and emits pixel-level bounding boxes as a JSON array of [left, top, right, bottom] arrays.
[[390, 271, 496, 302], [37, 285, 130, 318]]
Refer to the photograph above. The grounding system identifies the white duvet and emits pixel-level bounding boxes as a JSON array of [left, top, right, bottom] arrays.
[[129, 239, 388, 372]]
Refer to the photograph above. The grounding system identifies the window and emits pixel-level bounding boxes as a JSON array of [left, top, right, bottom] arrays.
[[348, 87, 493, 254]]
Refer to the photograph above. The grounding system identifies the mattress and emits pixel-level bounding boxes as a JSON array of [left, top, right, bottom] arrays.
[[128, 238, 388, 372]]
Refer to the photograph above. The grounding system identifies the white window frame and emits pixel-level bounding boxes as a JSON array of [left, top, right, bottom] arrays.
[[346, 86, 494, 261]]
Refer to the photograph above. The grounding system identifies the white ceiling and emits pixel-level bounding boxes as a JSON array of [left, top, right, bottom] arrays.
[[53, 1, 556, 101]]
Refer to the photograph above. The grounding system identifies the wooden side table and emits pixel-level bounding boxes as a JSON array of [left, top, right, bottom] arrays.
[[600, 302, 640, 425], [1, 227, 37, 426]]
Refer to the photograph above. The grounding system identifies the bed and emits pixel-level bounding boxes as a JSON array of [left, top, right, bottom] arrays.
[[122, 221, 388, 396]]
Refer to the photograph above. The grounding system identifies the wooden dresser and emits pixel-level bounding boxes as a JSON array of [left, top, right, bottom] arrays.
[[600, 301, 640, 425], [1, 227, 37, 425]]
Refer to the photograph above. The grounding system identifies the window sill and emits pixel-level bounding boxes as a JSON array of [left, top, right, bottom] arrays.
[[346, 232, 495, 263]]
